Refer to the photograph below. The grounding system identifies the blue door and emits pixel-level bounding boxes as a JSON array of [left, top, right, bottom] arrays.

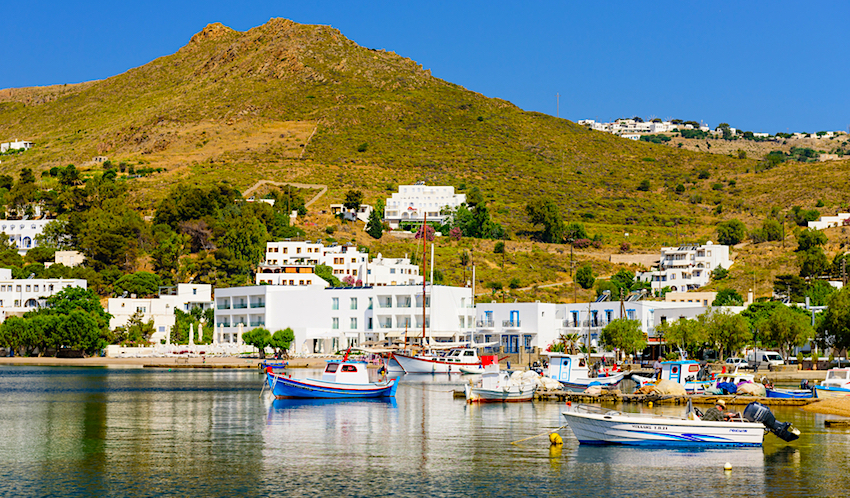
[[509, 310, 519, 326], [670, 363, 680, 383], [557, 357, 571, 381]]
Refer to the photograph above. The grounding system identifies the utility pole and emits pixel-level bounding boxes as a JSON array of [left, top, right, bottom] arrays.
[[843, 257, 847, 286], [556, 93, 560, 118]]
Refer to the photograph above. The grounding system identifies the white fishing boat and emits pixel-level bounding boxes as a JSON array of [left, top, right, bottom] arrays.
[[631, 360, 711, 393], [545, 353, 625, 392], [393, 348, 483, 373], [814, 368, 850, 398], [562, 401, 799, 447], [464, 364, 537, 403]]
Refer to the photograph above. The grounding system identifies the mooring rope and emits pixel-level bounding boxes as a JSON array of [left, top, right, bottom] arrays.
[[510, 424, 567, 445]]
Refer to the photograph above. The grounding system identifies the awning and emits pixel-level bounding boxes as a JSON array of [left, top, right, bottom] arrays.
[[385, 330, 457, 338]]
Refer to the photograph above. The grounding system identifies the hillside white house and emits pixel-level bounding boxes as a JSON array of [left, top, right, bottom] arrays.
[[383, 182, 465, 228], [637, 242, 732, 292]]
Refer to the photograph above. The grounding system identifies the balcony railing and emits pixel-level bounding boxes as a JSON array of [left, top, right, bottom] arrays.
[[250, 302, 265, 308], [249, 321, 265, 327], [215, 323, 231, 327], [562, 319, 610, 328], [380, 322, 392, 329], [397, 301, 411, 308], [378, 301, 393, 308], [233, 303, 248, 309], [216, 304, 230, 310], [476, 320, 495, 328], [502, 320, 521, 328]]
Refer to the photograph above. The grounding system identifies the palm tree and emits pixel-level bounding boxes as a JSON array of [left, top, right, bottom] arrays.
[[559, 333, 581, 355]]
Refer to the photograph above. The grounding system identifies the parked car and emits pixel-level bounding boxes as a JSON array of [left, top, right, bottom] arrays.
[[746, 350, 784, 369], [725, 357, 747, 368]]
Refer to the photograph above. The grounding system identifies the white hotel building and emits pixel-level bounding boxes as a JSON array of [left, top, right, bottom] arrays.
[[637, 242, 732, 292], [383, 183, 466, 228], [1, 219, 55, 255], [0, 268, 87, 321], [258, 240, 421, 286], [214, 284, 474, 354]]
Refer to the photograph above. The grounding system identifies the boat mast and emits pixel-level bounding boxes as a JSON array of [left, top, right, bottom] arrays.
[[471, 265, 476, 347], [422, 211, 427, 349]]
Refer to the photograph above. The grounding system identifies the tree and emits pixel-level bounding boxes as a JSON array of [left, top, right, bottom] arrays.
[[712, 288, 744, 306], [77, 199, 146, 270], [343, 190, 363, 212], [493, 241, 505, 254], [487, 281, 503, 296], [112, 271, 161, 297], [759, 306, 814, 359], [270, 328, 295, 356], [220, 215, 269, 265], [113, 310, 155, 345], [525, 198, 566, 243], [242, 327, 272, 359], [798, 247, 829, 278], [797, 229, 827, 252], [818, 288, 850, 352], [600, 319, 646, 356], [657, 318, 706, 357], [508, 277, 521, 289], [762, 218, 783, 242], [315, 264, 342, 287], [565, 222, 589, 242], [365, 208, 383, 239], [711, 266, 729, 280], [700, 308, 751, 360], [575, 264, 595, 289], [558, 332, 581, 354], [716, 220, 746, 245], [19, 168, 36, 185], [637, 179, 651, 192], [414, 224, 435, 241]]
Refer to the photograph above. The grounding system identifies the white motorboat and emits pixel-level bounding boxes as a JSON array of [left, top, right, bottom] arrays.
[[393, 348, 483, 373], [631, 360, 711, 393], [562, 401, 799, 447], [545, 353, 625, 392], [814, 368, 850, 398], [464, 365, 537, 403]]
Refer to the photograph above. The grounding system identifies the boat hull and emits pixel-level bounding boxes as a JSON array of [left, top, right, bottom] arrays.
[[559, 373, 625, 392], [459, 365, 485, 374], [267, 372, 399, 399], [562, 411, 764, 447], [814, 385, 850, 398], [766, 388, 813, 399], [464, 384, 536, 403], [393, 353, 480, 373]]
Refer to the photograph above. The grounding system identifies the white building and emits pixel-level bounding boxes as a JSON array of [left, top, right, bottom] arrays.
[[0, 268, 87, 321], [471, 302, 558, 355], [637, 242, 732, 292], [261, 241, 421, 286], [330, 203, 374, 224], [808, 213, 850, 230], [383, 182, 466, 228], [0, 139, 34, 153], [51, 250, 85, 268], [108, 284, 213, 344], [213, 284, 474, 355], [0, 219, 55, 254]]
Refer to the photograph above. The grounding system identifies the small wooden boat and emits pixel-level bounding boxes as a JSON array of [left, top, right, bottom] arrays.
[[259, 360, 289, 373], [814, 368, 850, 398], [266, 360, 398, 399], [766, 387, 813, 399], [464, 365, 537, 403]]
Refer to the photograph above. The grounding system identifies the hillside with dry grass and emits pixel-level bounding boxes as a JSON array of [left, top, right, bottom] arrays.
[[1, 18, 848, 300]]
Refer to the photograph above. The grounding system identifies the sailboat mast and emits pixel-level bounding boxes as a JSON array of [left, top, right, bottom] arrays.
[[422, 211, 427, 347]]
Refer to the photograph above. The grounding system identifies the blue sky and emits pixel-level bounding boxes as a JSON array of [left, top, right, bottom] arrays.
[[3, 1, 848, 133]]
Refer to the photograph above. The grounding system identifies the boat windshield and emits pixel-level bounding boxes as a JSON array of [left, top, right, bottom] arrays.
[[827, 370, 849, 380], [448, 350, 461, 357], [325, 363, 339, 373]]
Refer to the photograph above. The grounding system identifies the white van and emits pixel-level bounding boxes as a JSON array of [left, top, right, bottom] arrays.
[[746, 350, 784, 369]]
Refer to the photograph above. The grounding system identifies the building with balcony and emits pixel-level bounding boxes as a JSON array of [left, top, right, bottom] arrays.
[[471, 302, 558, 355], [255, 263, 329, 286], [383, 182, 465, 229], [0, 268, 87, 322], [213, 284, 473, 355], [0, 219, 56, 255], [637, 242, 732, 292], [108, 283, 213, 344]]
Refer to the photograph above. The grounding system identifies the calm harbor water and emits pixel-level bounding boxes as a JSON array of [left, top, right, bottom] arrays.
[[0, 366, 848, 497]]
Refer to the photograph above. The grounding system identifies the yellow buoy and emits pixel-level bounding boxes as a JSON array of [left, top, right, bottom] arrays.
[[647, 401, 653, 408], [724, 462, 732, 471], [549, 433, 563, 446]]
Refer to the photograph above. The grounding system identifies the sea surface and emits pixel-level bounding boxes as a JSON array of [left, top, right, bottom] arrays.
[[0, 366, 848, 497]]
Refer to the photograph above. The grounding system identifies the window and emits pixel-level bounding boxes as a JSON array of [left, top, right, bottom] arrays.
[[341, 365, 357, 372], [332, 317, 339, 329], [390, 268, 396, 274], [325, 363, 339, 373], [193, 288, 197, 295], [350, 297, 357, 310], [332, 298, 339, 310], [351, 258, 356, 263], [297, 247, 301, 254], [16, 285, 21, 292], [34, 285, 38, 292], [350, 318, 357, 329], [289, 280, 294, 285], [283, 248, 288, 254], [299, 280, 305, 285], [25, 285, 31, 292], [368, 297, 373, 309], [136, 307, 147, 313]]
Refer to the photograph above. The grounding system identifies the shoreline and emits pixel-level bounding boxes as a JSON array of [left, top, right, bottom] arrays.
[[0, 356, 332, 369]]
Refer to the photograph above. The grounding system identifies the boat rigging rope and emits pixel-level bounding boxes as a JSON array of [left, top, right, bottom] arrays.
[[510, 424, 567, 446]]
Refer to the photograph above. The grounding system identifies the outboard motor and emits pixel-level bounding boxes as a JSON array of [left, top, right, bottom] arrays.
[[801, 379, 811, 391], [743, 402, 801, 442]]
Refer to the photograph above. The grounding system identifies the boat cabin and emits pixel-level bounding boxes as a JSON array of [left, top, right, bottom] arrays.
[[322, 361, 370, 384], [434, 348, 479, 363], [546, 354, 591, 382], [822, 368, 850, 388], [660, 360, 703, 385]]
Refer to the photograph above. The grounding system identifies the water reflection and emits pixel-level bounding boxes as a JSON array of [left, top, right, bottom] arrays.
[[1, 366, 848, 497]]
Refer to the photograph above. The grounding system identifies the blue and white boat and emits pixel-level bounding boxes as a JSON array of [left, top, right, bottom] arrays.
[[766, 387, 813, 399], [561, 401, 800, 446], [265, 360, 399, 399], [545, 353, 625, 392]]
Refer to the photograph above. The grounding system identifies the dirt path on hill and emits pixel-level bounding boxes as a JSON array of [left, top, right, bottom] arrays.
[[242, 180, 328, 208]]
